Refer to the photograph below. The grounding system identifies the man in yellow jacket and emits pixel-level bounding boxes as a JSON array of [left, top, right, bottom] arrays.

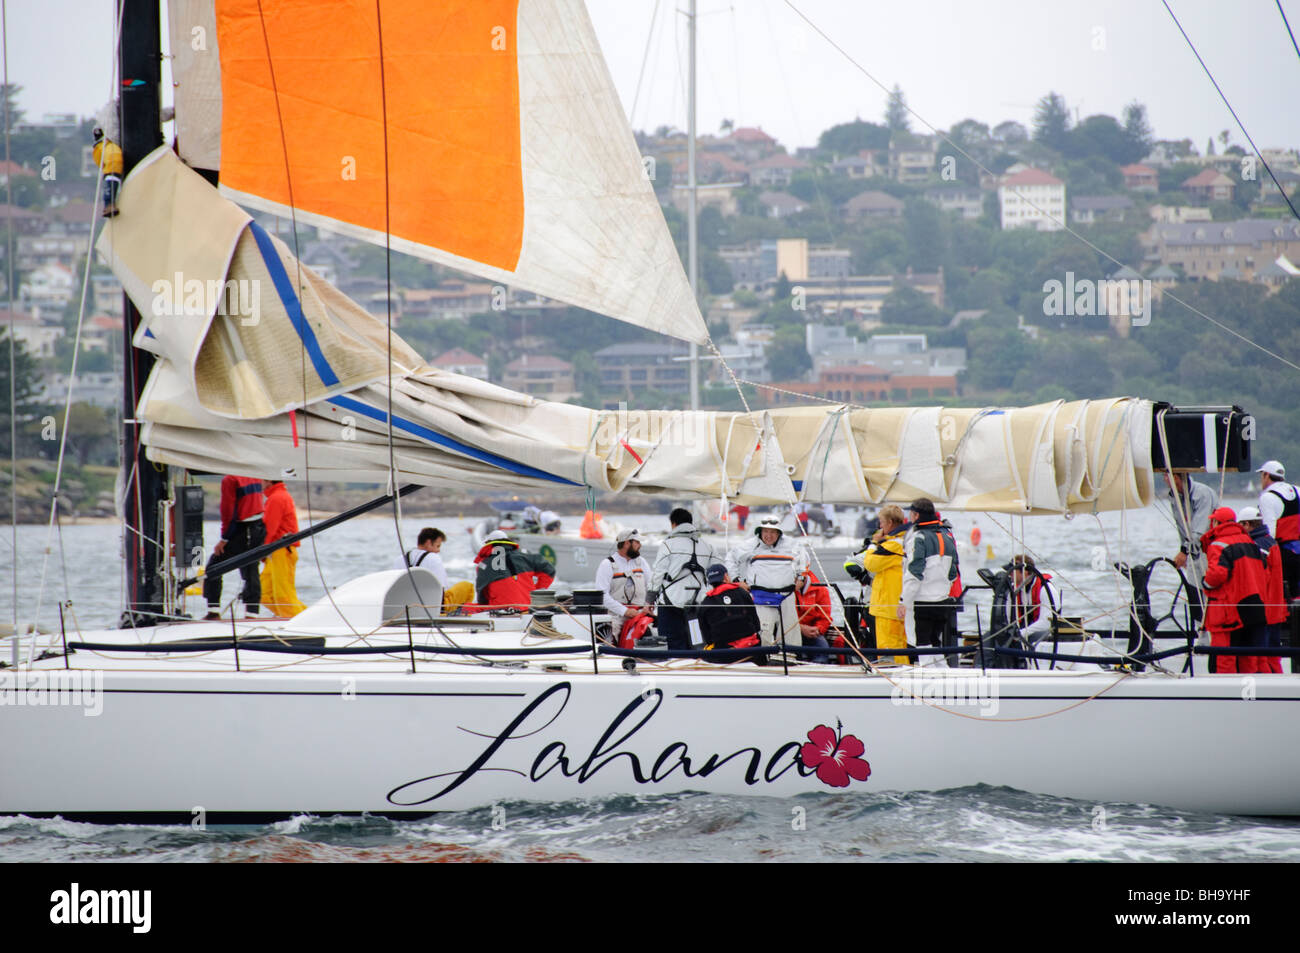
[[92, 127, 123, 218], [848, 504, 910, 664]]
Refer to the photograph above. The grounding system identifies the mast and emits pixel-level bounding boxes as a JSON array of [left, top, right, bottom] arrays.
[[118, 0, 167, 625], [686, 0, 699, 410]]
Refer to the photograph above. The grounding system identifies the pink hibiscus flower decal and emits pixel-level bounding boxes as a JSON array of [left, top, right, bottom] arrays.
[[800, 721, 871, 788]]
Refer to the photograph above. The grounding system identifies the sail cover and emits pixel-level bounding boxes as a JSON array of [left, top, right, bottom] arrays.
[[167, 0, 706, 344], [99, 148, 1156, 514]]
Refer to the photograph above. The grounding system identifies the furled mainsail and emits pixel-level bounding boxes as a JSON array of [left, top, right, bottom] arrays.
[[167, 0, 707, 344], [98, 148, 1156, 513]]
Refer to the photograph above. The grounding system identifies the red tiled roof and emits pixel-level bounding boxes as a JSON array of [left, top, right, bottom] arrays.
[[431, 347, 487, 366], [1182, 169, 1233, 187], [1120, 163, 1156, 176], [728, 127, 775, 143], [1002, 167, 1063, 187], [505, 354, 572, 372]]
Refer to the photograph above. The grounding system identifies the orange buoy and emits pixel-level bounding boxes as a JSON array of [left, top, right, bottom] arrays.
[[970, 526, 982, 546]]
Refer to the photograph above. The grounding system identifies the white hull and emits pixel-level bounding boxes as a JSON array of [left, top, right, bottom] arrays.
[[2, 570, 1296, 818], [4, 665, 1298, 817]]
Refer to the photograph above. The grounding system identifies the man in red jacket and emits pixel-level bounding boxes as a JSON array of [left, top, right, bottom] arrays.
[[203, 475, 265, 619], [795, 570, 834, 662], [1201, 507, 1269, 674], [1237, 506, 1286, 674], [472, 532, 556, 609], [260, 480, 306, 617]]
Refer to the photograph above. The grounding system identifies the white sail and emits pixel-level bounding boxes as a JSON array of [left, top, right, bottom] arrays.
[[166, 0, 706, 345]]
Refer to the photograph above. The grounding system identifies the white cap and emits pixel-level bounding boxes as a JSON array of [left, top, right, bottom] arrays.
[[1258, 459, 1285, 479], [1238, 505, 1261, 522], [615, 528, 642, 544], [485, 530, 512, 543]]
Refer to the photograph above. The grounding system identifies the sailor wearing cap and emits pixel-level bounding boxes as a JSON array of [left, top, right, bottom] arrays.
[[594, 528, 651, 622], [724, 514, 810, 645], [1004, 554, 1060, 644], [899, 498, 961, 666], [1257, 459, 1300, 596]]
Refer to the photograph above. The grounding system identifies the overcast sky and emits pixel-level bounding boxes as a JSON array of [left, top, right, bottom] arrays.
[[8, 0, 1299, 154]]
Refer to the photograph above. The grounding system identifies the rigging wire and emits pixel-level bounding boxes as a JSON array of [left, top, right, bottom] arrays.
[[779, 0, 1300, 376], [629, 0, 662, 127], [1162, 0, 1300, 223], [3, 0, 14, 634], [29, 0, 124, 656], [1280, 0, 1300, 62]]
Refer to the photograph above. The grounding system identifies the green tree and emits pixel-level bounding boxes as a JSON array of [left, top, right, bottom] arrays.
[[1122, 102, 1153, 162], [62, 401, 116, 466], [815, 119, 890, 158], [880, 285, 946, 326], [765, 324, 811, 381], [0, 331, 40, 416], [1067, 114, 1135, 165], [1032, 91, 1071, 152], [885, 84, 910, 133]]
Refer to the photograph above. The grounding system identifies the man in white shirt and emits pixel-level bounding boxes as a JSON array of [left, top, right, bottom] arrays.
[[1257, 459, 1300, 597], [595, 528, 651, 622], [395, 527, 450, 588]]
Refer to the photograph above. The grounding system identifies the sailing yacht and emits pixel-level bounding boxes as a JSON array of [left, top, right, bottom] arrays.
[[2, 0, 1297, 819]]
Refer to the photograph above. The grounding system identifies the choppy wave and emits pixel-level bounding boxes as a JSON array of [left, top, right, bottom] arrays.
[[4, 787, 1299, 863]]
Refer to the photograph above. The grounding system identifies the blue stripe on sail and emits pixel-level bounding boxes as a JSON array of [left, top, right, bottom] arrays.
[[328, 394, 578, 486], [248, 221, 339, 387]]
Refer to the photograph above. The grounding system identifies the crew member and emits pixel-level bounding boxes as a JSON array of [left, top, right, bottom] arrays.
[[1164, 471, 1217, 624], [650, 507, 715, 650], [92, 126, 123, 218], [259, 479, 307, 618], [396, 527, 475, 613], [595, 528, 652, 645], [1238, 506, 1286, 674], [1257, 459, 1300, 598], [725, 515, 809, 646], [203, 475, 265, 620], [795, 569, 834, 662], [698, 563, 762, 661], [1201, 507, 1269, 674], [898, 498, 960, 667], [846, 503, 909, 664], [472, 531, 555, 609], [1005, 554, 1061, 644]]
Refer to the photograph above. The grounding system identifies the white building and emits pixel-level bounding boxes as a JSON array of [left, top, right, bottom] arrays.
[[999, 167, 1066, 232], [20, 263, 76, 311]]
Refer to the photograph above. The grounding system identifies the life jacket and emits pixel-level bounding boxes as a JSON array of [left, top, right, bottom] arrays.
[[1266, 484, 1300, 543], [1248, 525, 1288, 626], [795, 572, 833, 635], [656, 526, 713, 607], [473, 540, 555, 608], [700, 582, 761, 648], [605, 554, 649, 607], [1011, 573, 1051, 625], [617, 610, 655, 649]]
